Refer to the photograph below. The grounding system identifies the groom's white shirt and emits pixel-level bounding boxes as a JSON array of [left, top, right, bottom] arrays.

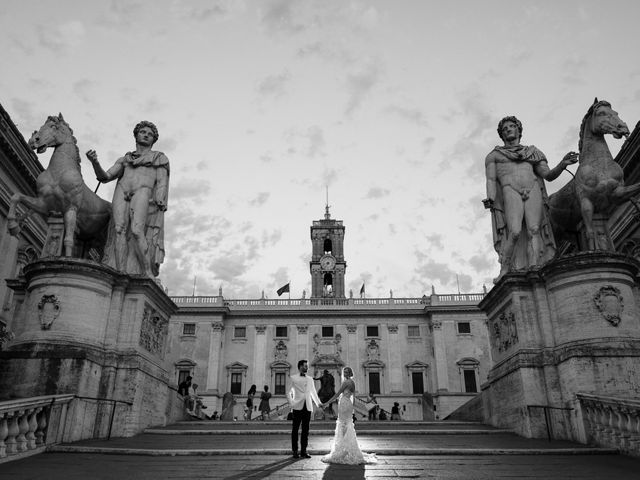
[[288, 373, 321, 411]]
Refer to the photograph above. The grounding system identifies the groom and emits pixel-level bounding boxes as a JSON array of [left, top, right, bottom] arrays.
[[288, 359, 322, 459]]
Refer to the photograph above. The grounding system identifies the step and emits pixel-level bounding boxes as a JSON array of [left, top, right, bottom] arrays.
[[50, 431, 617, 457]]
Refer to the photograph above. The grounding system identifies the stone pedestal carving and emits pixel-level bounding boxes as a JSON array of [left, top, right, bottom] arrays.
[[479, 252, 640, 441], [0, 258, 179, 439]]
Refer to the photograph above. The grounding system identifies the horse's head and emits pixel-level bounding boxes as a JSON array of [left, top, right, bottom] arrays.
[[579, 99, 629, 151], [28, 113, 74, 154]]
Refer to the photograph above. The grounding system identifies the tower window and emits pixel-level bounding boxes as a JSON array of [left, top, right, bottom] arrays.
[[275, 326, 288, 337], [323, 238, 333, 254], [323, 273, 334, 297], [322, 326, 334, 337]]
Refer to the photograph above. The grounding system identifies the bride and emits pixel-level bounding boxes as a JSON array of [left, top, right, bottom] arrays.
[[319, 367, 377, 465]]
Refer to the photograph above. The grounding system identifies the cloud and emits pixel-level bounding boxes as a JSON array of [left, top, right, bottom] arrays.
[[256, 70, 291, 99], [285, 125, 326, 158], [209, 254, 250, 282], [468, 253, 494, 274], [345, 58, 381, 115], [9, 98, 39, 132], [413, 250, 457, 287], [37, 21, 86, 53], [73, 79, 97, 104], [561, 54, 588, 87], [259, 0, 307, 35], [170, 1, 238, 22], [169, 178, 211, 202], [364, 187, 390, 199], [384, 105, 429, 127], [261, 229, 282, 247], [425, 234, 444, 250], [249, 192, 271, 206]]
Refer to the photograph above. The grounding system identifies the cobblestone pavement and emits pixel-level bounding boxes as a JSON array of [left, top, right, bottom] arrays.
[[2, 453, 640, 479]]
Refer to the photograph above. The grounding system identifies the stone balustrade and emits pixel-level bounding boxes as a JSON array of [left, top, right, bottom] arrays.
[[0, 394, 74, 461], [170, 294, 485, 309], [578, 393, 640, 457]]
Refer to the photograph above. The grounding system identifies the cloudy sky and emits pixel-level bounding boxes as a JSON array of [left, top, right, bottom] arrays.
[[2, 0, 639, 298]]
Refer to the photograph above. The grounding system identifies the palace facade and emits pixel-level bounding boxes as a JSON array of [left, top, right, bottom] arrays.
[[166, 208, 491, 420]]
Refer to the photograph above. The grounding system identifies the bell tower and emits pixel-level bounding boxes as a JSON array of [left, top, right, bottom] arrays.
[[310, 202, 346, 298]]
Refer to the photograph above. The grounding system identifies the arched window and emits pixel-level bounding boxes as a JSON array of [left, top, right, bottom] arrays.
[[323, 238, 332, 254], [323, 273, 333, 297]]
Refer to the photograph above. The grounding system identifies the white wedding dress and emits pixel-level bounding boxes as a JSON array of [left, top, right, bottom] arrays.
[[321, 392, 377, 465]]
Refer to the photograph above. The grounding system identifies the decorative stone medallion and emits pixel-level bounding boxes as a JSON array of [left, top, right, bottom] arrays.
[[37, 294, 61, 330], [593, 285, 624, 326], [366, 339, 380, 361], [274, 340, 288, 361]]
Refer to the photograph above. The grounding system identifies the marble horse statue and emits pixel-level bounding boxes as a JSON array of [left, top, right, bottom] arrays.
[[549, 99, 638, 251], [7, 114, 111, 257]]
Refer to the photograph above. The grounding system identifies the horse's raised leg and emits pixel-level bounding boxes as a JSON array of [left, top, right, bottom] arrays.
[[7, 193, 49, 236], [63, 207, 78, 257], [612, 181, 640, 203], [580, 197, 596, 250]]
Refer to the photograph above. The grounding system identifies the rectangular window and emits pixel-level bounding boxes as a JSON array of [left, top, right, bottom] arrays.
[[231, 373, 242, 394], [182, 323, 196, 335], [463, 370, 477, 393], [457, 322, 471, 334], [412, 372, 424, 394], [234, 327, 246, 338], [178, 370, 191, 386], [322, 326, 334, 337], [275, 326, 288, 337], [366, 326, 379, 337], [275, 372, 286, 395], [368, 372, 381, 395], [408, 325, 420, 337]]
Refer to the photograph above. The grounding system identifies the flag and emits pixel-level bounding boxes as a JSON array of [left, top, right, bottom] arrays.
[[360, 283, 365, 295], [277, 283, 290, 296]]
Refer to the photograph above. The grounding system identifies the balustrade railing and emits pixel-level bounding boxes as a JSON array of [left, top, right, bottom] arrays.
[[578, 393, 640, 457], [0, 394, 74, 461], [171, 294, 484, 308]]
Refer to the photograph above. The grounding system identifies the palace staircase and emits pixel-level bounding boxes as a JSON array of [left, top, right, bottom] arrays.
[[3, 410, 640, 478]]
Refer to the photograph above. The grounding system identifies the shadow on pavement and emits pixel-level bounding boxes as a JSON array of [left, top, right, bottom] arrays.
[[223, 457, 299, 479], [321, 463, 366, 480]]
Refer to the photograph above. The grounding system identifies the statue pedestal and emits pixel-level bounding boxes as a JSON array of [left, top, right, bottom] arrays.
[[0, 258, 181, 440], [479, 252, 640, 441]]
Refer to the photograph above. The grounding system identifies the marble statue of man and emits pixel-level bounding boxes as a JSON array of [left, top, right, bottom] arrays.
[[483, 116, 577, 282], [86, 121, 169, 277]]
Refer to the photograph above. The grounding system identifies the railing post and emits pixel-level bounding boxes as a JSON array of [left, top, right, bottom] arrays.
[[5, 412, 19, 454], [0, 413, 7, 458]]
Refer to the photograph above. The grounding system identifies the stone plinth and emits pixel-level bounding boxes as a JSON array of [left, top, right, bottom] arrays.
[[479, 252, 640, 441], [0, 258, 182, 440]]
